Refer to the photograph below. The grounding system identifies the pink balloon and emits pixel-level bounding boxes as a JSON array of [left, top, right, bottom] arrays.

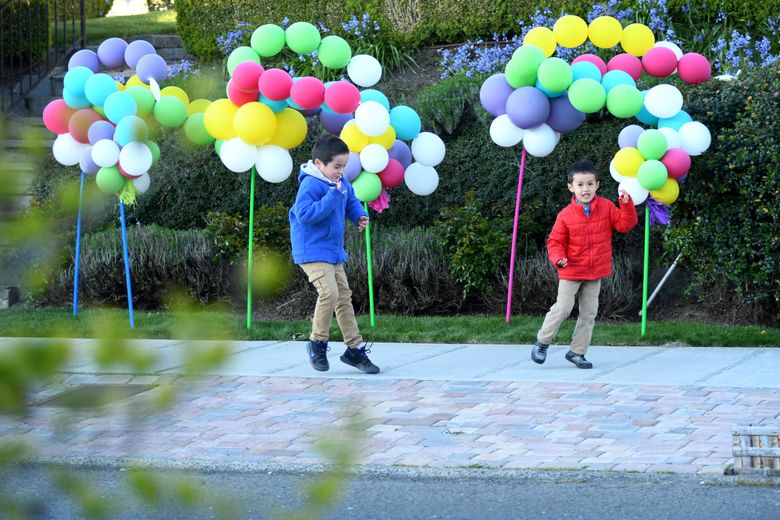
[[378, 159, 404, 188], [227, 80, 257, 106], [290, 76, 325, 110], [231, 61, 264, 92], [660, 148, 691, 179], [324, 81, 360, 114], [607, 53, 643, 81], [572, 54, 607, 76], [42, 99, 75, 134], [68, 108, 104, 143], [642, 47, 678, 77], [258, 68, 293, 101], [678, 53, 712, 84]]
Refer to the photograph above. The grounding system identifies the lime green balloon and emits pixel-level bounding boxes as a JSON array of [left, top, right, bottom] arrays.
[[606, 84, 644, 118], [637, 160, 668, 190], [92, 104, 105, 118], [227, 46, 261, 76], [568, 78, 606, 113], [125, 86, 155, 116], [96, 166, 126, 194], [352, 171, 382, 202], [318, 35, 352, 69], [145, 140, 160, 166], [153, 96, 188, 128], [537, 57, 573, 92], [505, 45, 545, 87], [285, 22, 321, 55], [184, 113, 215, 146], [512, 44, 546, 66], [636, 129, 668, 160], [251, 24, 286, 57]]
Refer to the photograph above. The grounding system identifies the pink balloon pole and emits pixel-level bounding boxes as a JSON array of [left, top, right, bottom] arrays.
[[505, 148, 527, 323]]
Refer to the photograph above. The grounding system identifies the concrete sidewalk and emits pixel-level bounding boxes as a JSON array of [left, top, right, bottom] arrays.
[[2, 338, 779, 476]]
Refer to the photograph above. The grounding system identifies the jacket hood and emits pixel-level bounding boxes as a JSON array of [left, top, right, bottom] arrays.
[[298, 160, 334, 184]]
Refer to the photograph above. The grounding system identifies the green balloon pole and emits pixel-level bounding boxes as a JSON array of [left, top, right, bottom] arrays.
[[641, 208, 650, 338], [363, 202, 375, 327], [247, 166, 256, 330]]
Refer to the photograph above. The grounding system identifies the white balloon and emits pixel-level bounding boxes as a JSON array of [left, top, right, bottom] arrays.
[[618, 177, 649, 205], [220, 138, 257, 173], [404, 162, 439, 196], [347, 54, 382, 88], [554, 131, 561, 145], [53, 133, 88, 166], [256, 145, 293, 183], [609, 159, 623, 183], [654, 40, 683, 60], [91, 138, 120, 167], [411, 132, 446, 167], [355, 100, 390, 137], [133, 172, 151, 193], [678, 121, 711, 156], [522, 123, 557, 158], [657, 127, 682, 149], [148, 77, 162, 102], [644, 84, 683, 119], [118, 141, 152, 177], [489, 114, 524, 147], [359, 143, 389, 173]]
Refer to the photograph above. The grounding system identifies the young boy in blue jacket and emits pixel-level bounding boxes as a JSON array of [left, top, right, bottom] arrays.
[[289, 135, 380, 374]]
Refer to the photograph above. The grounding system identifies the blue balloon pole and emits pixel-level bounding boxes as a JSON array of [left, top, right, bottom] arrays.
[[119, 201, 135, 329], [72, 171, 85, 317]]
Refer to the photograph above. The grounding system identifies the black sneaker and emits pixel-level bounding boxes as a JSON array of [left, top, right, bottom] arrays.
[[531, 341, 549, 364], [340, 342, 380, 374], [565, 350, 593, 369], [307, 340, 330, 371]]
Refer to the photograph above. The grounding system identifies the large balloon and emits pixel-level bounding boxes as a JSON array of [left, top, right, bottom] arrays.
[[489, 115, 524, 148], [235, 102, 277, 145], [411, 132, 445, 167], [360, 143, 390, 173], [52, 133, 88, 166], [479, 73, 515, 117], [678, 121, 711, 156], [644, 84, 683, 118], [352, 172, 382, 202], [389, 105, 422, 141], [404, 163, 439, 196], [505, 86, 550, 129], [42, 99, 75, 134], [553, 15, 588, 48], [546, 94, 585, 133], [220, 138, 258, 173], [355, 101, 390, 137], [347, 54, 382, 88], [522, 123, 557, 157], [256, 145, 293, 183], [118, 141, 152, 177]]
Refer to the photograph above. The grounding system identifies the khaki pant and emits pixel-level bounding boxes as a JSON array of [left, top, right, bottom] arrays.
[[300, 262, 363, 348], [537, 279, 601, 355]]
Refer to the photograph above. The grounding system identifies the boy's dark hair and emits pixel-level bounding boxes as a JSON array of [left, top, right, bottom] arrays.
[[312, 135, 349, 165], [568, 160, 598, 182]]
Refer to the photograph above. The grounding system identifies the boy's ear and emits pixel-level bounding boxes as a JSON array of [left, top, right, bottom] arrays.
[[567, 183, 575, 193], [313, 158, 324, 168]]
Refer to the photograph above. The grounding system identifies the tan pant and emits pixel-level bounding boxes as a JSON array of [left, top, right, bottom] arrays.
[[537, 279, 601, 355], [300, 262, 363, 348]]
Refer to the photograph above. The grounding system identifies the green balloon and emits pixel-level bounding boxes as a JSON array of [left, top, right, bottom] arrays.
[[251, 24, 286, 57], [537, 57, 572, 93], [96, 166, 126, 194], [153, 96, 188, 128], [184, 113, 215, 146], [214, 139, 223, 155], [606, 84, 644, 119], [125, 86, 155, 116], [285, 22, 321, 55], [636, 129, 668, 160], [352, 171, 382, 202], [512, 44, 546, 67], [568, 78, 606, 113], [318, 35, 352, 69], [227, 46, 261, 76], [145, 140, 160, 166], [92, 104, 106, 118], [505, 58, 535, 88], [637, 160, 668, 190]]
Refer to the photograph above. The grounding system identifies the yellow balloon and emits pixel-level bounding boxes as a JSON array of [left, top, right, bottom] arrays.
[[621, 23, 655, 56], [115, 81, 126, 91], [203, 98, 239, 141], [523, 27, 557, 57], [340, 121, 369, 153], [126, 75, 149, 89], [650, 178, 680, 204], [369, 124, 396, 149], [267, 108, 307, 149], [588, 16, 623, 49], [188, 98, 212, 116], [160, 86, 190, 107], [614, 147, 644, 177], [234, 102, 277, 145], [553, 15, 588, 48]]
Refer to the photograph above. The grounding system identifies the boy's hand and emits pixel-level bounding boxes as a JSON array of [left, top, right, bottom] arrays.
[[357, 216, 369, 232], [618, 189, 631, 204], [556, 258, 568, 268], [336, 179, 343, 191]]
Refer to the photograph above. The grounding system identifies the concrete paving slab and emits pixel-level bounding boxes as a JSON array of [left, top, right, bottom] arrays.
[[696, 348, 780, 388]]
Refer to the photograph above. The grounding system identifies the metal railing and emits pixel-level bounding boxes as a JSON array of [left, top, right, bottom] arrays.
[[0, 0, 85, 114]]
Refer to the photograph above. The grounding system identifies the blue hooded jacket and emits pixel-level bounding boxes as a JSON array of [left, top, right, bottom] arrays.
[[289, 160, 368, 264]]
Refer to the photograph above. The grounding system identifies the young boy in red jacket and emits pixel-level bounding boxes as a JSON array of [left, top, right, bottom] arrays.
[[531, 160, 638, 369]]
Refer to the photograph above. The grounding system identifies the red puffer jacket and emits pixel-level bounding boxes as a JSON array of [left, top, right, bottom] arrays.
[[547, 195, 638, 281]]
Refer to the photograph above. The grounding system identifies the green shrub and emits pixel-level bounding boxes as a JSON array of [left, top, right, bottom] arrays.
[[146, 0, 174, 11], [205, 203, 291, 263]]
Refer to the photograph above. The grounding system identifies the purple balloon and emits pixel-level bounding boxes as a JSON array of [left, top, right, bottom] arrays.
[[124, 40, 156, 69], [480, 73, 515, 117], [388, 140, 412, 169], [618, 124, 644, 148], [320, 110, 352, 134], [79, 149, 100, 176], [136, 53, 168, 83], [97, 37, 128, 69], [343, 152, 362, 182], [88, 120, 115, 144], [68, 49, 100, 72], [300, 107, 322, 117], [546, 94, 586, 133], [505, 87, 550, 130]]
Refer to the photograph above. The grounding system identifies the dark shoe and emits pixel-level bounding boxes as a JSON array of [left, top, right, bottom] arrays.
[[307, 340, 330, 371], [340, 342, 380, 374], [565, 350, 593, 369], [531, 341, 549, 364]]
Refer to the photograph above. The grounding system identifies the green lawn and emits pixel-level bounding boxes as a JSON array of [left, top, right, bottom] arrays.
[[0, 308, 778, 347], [84, 10, 177, 45]]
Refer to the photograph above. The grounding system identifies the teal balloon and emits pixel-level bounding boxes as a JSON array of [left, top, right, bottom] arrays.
[[637, 160, 668, 190], [84, 73, 118, 106], [63, 66, 93, 97], [360, 89, 390, 110], [606, 84, 644, 118], [535, 79, 565, 98], [227, 46, 261, 76], [537, 57, 572, 92], [570, 61, 602, 82], [601, 70, 635, 93], [568, 78, 606, 113], [285, 22, 321, 54], [352, 171, 382, 202], [658, 110, 692, 131], [635, 91, 659, 125], [114, 115, 149, 146], [63, 88, 92, 109], [636, 129, 668, 160], [317, 35, 352, 69], [260, 95, 288, 113], [389, 105, 421, 140], [251, 24, 286, 57], [103, 91, 137, 124]]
